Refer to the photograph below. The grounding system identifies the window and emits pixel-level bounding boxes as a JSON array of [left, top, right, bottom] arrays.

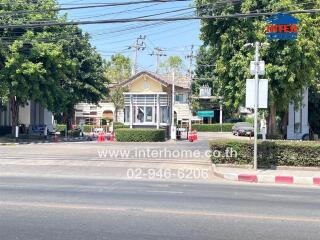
[[145, 107, 153, 122], [124, 106, 130, 123], [160, 106, 169, 124], [136, 106, 145, 123], [175, 94, 184, 103], [294, 106, 302, 133]]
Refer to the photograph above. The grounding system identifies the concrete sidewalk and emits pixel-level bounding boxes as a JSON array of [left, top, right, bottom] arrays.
[[212, 164, 320, 186]]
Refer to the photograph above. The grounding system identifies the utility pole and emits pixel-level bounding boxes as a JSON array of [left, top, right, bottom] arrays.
[[149, 47, 166, 73], [171, 69, 176, 140], [253, 41, 260, 170], [186, 45, 196, 79], [129, 35, 146, 76]]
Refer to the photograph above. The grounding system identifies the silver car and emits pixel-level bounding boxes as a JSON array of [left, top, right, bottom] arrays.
[[232, 122, 254, 136]]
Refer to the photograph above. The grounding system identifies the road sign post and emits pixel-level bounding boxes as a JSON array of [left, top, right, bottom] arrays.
[[245, 42, 269, 170]]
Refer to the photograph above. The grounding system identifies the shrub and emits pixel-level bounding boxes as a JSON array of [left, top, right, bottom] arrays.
[[55, 124, 66, 132], [113, 122, 129, 130], [0, 126, 12, 136], [210, 140, 320, 167], [192, 123, 234, 132], [258, 133, 284, 140], [245, 117, 254, 124], [81, 125, 94, 132], [115, 128, 165, 142], [60, 129, 81, 138]]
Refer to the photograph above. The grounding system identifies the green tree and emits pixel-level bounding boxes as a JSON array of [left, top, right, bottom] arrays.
[[0, 0, 64, 134], [195, 0, 320, 134], [0, 1, 107, 133], [105, 54, 131, 122], [51, 26, 108, 129], [160, 56, 184, 73], [105, 54, 131, 84]]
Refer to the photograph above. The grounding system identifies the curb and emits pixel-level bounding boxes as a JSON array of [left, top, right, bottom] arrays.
[[212, 164, 320, 186]]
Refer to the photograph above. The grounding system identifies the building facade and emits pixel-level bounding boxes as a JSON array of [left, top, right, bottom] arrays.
[[75, 71, 197, 129], [0, 101, 54, 132]]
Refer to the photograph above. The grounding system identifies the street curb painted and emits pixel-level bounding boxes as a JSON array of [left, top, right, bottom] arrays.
[[212, 164, 320, 186]]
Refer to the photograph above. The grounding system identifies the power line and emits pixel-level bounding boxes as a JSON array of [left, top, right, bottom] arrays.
[[0, 0, 191, 16], [1, 9, 319, 29]]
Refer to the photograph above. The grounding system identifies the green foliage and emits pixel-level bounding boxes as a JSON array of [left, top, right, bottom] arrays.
[[113, 122, 129, 130], [160, 56, 184, 73], [257, 133, 284, 140], [195, 0, 320, 114], [245, 116, 254, 124], [105, 54, 131, 83], [192, 124, 234, 132], [55, 124, 67, 132], [0, 1, 108, 129], [115, 128, 166, 142], [80, 125, 94, 133], [210, 140, 320, 167], [110, 86, 128, 122]]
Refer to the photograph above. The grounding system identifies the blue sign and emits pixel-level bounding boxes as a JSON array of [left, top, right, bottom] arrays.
[[266, 13, 299, 40], [197, 111, 214, 118]]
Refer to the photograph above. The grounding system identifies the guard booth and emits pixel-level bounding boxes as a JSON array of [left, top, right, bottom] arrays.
[[176, 118, 190, 140]]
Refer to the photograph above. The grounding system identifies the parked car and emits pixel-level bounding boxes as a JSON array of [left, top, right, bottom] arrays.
[[232, 122, 254, 136]]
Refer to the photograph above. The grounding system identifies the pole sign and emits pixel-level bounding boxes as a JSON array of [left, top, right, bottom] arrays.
[[266, 13, 299, 40], [250, 61, 265, 76], [246, 79, 269, 109]]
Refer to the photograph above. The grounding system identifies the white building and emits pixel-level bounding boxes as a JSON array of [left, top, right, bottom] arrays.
[[75, 71, 197, 129], [0, 101, 54, 133], [287, 88, 309, 139]]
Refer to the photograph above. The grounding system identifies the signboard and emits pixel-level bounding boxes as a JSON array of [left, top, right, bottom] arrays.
[[266, 13, 299, 40], [250, 61, 265, 76], [245, 79, 268, 109], [197, 111, 214, 118]]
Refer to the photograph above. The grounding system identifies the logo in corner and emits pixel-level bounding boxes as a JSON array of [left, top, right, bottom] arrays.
[[266, 13, 299, 40]]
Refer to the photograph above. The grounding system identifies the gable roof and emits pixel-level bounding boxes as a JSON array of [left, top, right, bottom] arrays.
[[267, 13, 299, 24], [117, 71, 191, 89]]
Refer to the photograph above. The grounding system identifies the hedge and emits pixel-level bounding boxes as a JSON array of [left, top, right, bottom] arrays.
[[55, 124, 66, 132], [192, 124, 234, 132], [0, 126, 12, 136], [113, 122, 129, 130], [115, 128, 165, 142], [210, 140, 320, 167]]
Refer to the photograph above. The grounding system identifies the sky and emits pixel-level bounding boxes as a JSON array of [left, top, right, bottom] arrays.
[[58, 0, 202, 72]]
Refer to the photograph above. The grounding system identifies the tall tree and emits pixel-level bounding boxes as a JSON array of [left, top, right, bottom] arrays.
[[0, 0, 62, 134], [105, 54, 131, 122], [105, 53, 131, 84], [195, 0, 320, 134], [160, 56, 184, 73], [0, 0, 108, 133]]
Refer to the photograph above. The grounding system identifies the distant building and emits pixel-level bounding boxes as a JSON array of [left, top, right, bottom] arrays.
[[287, 88, 309, 139], [0, 101, 54, 133], [75, 71, 198, 131]]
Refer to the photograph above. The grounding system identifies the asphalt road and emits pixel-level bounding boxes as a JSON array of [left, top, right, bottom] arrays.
[[0, 137, 319, 240], [0, 176, 319, 240]]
